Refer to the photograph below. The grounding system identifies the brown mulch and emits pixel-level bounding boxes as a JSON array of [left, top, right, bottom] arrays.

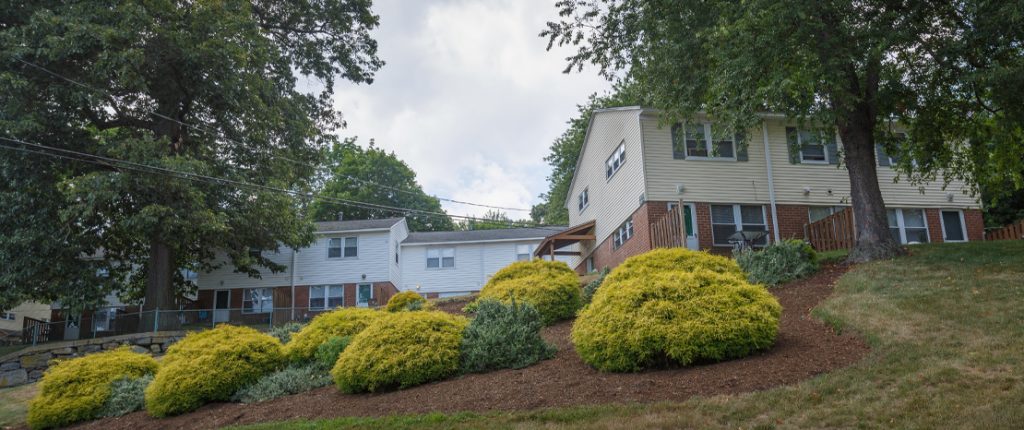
[[76, 264, 869, 430]]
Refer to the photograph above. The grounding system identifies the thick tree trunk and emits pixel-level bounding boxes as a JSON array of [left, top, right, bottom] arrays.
[[839, 112, 904, 262], [141, 239, 181, 331]]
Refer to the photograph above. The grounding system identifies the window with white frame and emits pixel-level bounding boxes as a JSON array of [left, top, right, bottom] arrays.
[[940, 210, 967, 242], [93, 307, 118, 332], [808, 206, 845, 223], [612, 217, 634, 249], [427, 247, 455, 268], [328, 237, 358, 258], [710, 204, 768, 246], [515, 244, 534, 261], [309, 285, 344, 310], [242, 287, 274, 314], [674, 123, 736, 159], [798, 130, 828, 163], [605, 142, 626, 179], [0, 311, 14, 321], [578, 188, 589, 212], [586, 256, 595, 273], [887, 209, 929, 244]]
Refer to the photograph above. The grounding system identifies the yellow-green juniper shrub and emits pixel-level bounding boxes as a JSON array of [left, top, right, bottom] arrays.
[[473, 259, 582, 325]]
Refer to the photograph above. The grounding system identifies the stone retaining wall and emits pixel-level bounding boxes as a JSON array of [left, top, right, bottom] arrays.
[[0, 331, 184, 388]]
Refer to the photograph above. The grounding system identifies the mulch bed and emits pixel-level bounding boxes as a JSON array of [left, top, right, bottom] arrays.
[[75, 264, 869, 430]]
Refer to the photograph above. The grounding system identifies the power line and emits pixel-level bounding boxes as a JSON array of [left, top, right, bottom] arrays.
[[0, 136, 543, 228], [14, 57, 532, 213]]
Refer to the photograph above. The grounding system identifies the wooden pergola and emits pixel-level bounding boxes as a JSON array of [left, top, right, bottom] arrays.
[[534, 220, 596, 260]]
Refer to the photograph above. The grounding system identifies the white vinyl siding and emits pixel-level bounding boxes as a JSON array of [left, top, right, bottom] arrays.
[[888, 208, 930, 244], [710, 204, 768, 246], [401, 240, 570, 295]]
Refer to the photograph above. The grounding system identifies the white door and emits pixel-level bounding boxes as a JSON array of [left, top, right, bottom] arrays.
[[213, 290, 230, 323], [684, 204, 699, 250], [64, 314, 80, 340], [357, 283, 373, 308]]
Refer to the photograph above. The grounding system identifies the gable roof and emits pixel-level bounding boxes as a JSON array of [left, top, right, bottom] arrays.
[[315, 217, 403, 233], [564, 106, 644, 208], [402, 226, 568, 245]]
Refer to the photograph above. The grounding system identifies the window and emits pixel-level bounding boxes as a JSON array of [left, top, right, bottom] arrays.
[[427, 247, 455, 268], [242, 288, 274, 314], [808, 206, 845, 223], [711, 204, 768, 246], [578, 188, 589, 212], [309, 285, 344, 310], [93, 308, 117, 332], [586, 257, 595, 273], [673, 123, 737, 159], [605, 142, 626, 179], [612, 217, 634, 249], [328, 237, 358, 258], [940, 210, 967, 242], [798, 130, 828, 163], [248, 248, 261, 259], [887, 209, 929, 244], [515, 244, 534, 261], [0, 312, 13, 321]]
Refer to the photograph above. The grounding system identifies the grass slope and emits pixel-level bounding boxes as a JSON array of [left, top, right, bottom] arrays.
[[231, 241, 1024, 430]]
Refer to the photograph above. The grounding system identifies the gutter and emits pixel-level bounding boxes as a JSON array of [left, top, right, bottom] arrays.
[[762, 121, 782, 243]]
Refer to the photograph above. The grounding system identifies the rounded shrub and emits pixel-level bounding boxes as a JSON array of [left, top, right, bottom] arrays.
[[284, 307, 385, 362], [603, 247, 744, 284], [572, 264, 781, 372], [144, 325, 285, 417], [27, 346, 158, 429], [735, 239, 820, 286], [475, 259, 581, 325], [331, 311, 468, 393], [461, 299, 556, 373], [384, 291, 430, 312]]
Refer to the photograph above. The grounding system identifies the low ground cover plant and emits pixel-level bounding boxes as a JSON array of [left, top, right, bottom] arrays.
[[231, 364, 332, 404], [461, 299, 556, 373], [735, 239, 819, 286], [384, 291, 430, 312], [284, 307, 385, 362], [581, 267, 610, 305], [314, 336, 352, 369], [573, 249, 781, 372], [27, 346, 158, 429], [99, 374, 153, 417], [144, 325, 284, 417], [471, 259, 582, 325], [268, 321, 305, 344], [332, 311, 468, 393]]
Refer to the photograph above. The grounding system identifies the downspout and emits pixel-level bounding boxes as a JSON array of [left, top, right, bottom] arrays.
[[762, 120, 782, 243], [290, 249, 297, 321]]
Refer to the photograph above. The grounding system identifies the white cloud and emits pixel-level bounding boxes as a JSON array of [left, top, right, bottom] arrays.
[[332, 0, 609, 220]]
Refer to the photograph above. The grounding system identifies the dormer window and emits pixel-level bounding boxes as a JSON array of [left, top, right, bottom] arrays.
[[605, 142, 626, 179]]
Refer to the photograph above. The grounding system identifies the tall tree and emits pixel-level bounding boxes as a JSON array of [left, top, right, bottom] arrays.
[[312, 138, 454, 232], [543, 0, 1024, 261], [532, 81, 648, 225], [0, 1, 382, 320], [455, 209, 532, 231]]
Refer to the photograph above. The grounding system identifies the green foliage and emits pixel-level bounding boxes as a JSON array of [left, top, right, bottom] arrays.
[[231, 364, 332, 404], [332, 311, 468, 393], [99, 375, 153, 418], [312, 139, 453, 231], [604, 248, 745, 284], [572, 250, 781, 372], [460, 299, 556, 373], [284, 308, 385, 363], [474, 259, 582, 325], [734, 239, 820, 286], [314, 336, 352, 370], [0, 0, 381, 309], [268, 321, 306, 344], [27, 346, 158, 429], [144, 325, 285, 417], [581, 268, 610, 305], [385, 291, 430, 312]]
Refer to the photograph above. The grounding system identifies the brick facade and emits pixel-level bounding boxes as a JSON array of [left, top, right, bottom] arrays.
[[194, 281, 399, 324]]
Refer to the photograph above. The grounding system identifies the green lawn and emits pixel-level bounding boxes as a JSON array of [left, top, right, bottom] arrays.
[[231, 241, 1024, 430], [0, 382, 37, 428]]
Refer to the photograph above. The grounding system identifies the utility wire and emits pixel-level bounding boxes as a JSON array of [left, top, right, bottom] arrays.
[[14, 57, 532, 213]]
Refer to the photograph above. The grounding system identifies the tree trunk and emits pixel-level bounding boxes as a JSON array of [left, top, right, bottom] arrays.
[[141, 239, 181, 331], [839, 112, 905, 262]]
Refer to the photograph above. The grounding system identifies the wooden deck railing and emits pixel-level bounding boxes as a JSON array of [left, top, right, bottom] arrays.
[[985, 219, 1024, 241], [22, 316, 51, 345], [650, 207, 684, 249], [805, 207, 855, 252]]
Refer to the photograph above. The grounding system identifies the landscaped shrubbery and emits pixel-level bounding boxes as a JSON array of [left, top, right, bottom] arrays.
[[581, 267, 610, 305], [144, 325, 285, 417], [314, 336, 352, 369], [332, 311, 468, 393], [472, 259, 582, 325], [99, 374, 153, 417], [572, 250, 781, 372], [735, 239, 819, 286], [284, 307, 385, 362], [231, 364, 332, 404], [268, 321, 305, 344], [27, 346, 158, 429], [461, 299, 556, 373], [384, 290, 430, 312]]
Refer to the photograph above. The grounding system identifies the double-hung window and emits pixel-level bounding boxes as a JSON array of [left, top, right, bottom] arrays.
[[515, 244, 534, 261], [427, 247, 455, 268], [798, 130, 828, 163], [887, 209, 929, 244], [309, 285, 344, 310], [808, 206, 845, 223], [605, 142, 626, 179], [242, 288, 274, 314], [578, 188, 589, 213], [328, 237, 358, 258], [0, 311, 14, 321], [710, 204, 768, 246], [673, 123, 736, 159], [612, 217, 634, 249]]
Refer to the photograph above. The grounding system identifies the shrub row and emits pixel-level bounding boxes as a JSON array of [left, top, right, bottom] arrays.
[[473, 259, 582, 325], [735, 239, 819, 286]]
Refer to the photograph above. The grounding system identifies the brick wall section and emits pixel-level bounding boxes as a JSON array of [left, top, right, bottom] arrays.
[[775, 204, 811, 240], [925, 209, 944, 243], [574, 201, 658, 273], [964, 209, 985, 241]]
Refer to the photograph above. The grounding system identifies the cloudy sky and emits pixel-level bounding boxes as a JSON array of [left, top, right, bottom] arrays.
[[331, 0, 609, 219]]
